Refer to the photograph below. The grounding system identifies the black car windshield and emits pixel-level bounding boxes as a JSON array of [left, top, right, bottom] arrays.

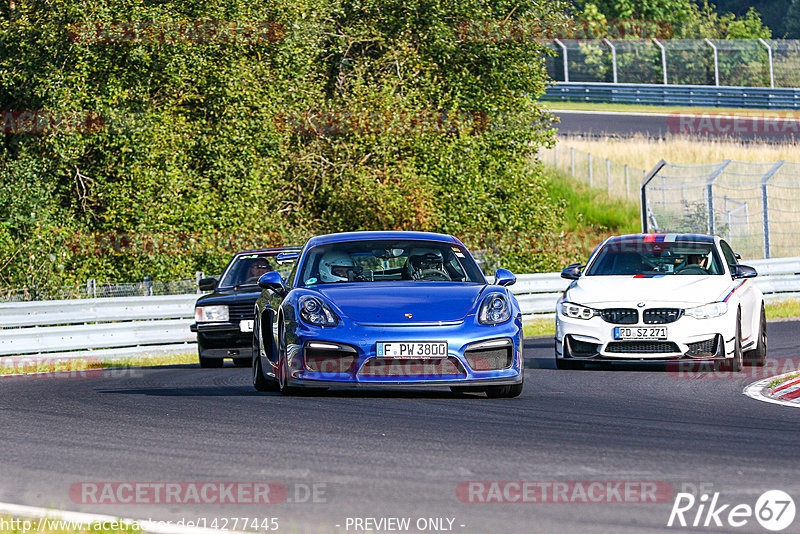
[[299, 240, 484, 286], [585, 241, 724, 276], [218, 253, 295, 289]]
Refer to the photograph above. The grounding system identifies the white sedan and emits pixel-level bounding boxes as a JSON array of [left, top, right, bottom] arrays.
[[555, 233, 766, 371]]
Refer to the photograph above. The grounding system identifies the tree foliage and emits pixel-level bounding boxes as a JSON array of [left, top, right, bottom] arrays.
[[0, 0, 571, 290]]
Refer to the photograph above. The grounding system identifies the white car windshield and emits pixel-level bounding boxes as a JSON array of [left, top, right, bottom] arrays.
[[299, 239, 484, 285], [586, 241, 724, 276]]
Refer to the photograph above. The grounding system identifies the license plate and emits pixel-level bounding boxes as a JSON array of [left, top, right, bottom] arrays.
[[614, 327, 667, 340], [240, 320, 254, 333], [376, 342, 448, 359]]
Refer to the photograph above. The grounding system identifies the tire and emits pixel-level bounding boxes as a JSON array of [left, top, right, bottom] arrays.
[[555, 337, 585, 370], [276, 322, 301, 396], [717, 309, 743, 372], [233, 358, 250, 367], [198, 341, 223, 368], [744, 305, 767, 367], [252, 317, 279, 392]]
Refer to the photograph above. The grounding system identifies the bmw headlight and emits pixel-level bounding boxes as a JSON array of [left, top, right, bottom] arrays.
[[685, 302, 728, 319], [479, 294, 512, 325], [195, 305, 229, 322], [298, 296, 338, 327], [559, 301, 598, 320]]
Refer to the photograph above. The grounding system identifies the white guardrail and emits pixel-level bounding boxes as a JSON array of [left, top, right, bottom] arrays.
[[1, 256, 799, 356]]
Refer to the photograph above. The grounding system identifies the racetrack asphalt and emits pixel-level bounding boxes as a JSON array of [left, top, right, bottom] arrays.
[[1, 321, 800, 533], [552, 110, 800, 144]]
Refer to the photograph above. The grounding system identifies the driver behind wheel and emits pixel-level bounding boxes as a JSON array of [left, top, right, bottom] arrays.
[[405, 248, 451, 281], [320, 251, 356, 283], [685, 253, 709, 271]]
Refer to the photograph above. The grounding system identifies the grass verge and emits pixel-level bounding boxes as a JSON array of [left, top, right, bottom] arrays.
[[524, 299, 800, 339], [769, 373, 800, 389], [0, 515, 139, 534], [0, 352, 196, 376]]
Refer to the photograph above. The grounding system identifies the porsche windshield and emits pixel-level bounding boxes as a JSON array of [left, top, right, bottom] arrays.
[[585, 241, 724, 276], [299, 240, 484, 285]]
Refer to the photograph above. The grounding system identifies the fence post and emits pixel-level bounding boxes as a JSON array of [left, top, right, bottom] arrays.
[[641, 160, 667, 232], [653, 38, 667, 85], [603, 38, 618, 84], [588, 153, 593, 187], [706, 160, 731, 235], [606, 158, 611, 195], [554, 39, 569, 83], [143, 276, 153, 297], [704, 38, 719, 87], [570, 147, 575, 177], [554, 144, 558, 167], [624, 165, 629, 199], [760, 161, 785, 258], [86, 279, 96, 298], [758, 38, 774, 88]]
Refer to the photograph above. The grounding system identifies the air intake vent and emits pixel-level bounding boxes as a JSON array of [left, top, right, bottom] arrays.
[[606, 341, 680, 354]]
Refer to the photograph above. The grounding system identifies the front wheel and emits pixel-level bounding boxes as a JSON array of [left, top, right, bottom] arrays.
[[198, 340, 223, 368], [744, 305, 767, 367], [717, 309, 743, 372], [252, 319, 279, 392]]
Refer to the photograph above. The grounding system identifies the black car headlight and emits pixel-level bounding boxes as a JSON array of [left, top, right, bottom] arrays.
[[559, 301, 598, 320], [298, 296, 338, 327], [479, 294, 512, 325], [195, 305, 229, 322]]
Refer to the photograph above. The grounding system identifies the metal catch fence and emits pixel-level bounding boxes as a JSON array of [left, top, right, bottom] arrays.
[[642, 160, 800, 259]]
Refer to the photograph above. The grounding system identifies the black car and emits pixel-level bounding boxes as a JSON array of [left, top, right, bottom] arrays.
[[190, 247, 300, 368]]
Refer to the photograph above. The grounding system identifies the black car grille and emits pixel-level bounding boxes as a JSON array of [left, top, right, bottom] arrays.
[[643, 308, 683, 324], [359, 357, 466, 377], [228, 302, 256, 322], [686, 338, 718, 358], [464, 347, 513, 371], [600, 308, 638, 324], [304, 346, 358, 373], [606, 341, 680, 354]]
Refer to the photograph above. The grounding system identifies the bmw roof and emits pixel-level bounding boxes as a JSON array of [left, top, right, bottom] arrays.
[[608, 233, 716, 244], [305, 231, 461, 247]]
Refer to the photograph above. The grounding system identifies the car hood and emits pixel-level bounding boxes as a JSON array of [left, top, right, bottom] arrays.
[[566, 275, 732, 307], [311, 283, 487, 324]]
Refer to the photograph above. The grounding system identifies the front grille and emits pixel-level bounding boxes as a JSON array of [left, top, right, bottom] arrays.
[[464, 347, 512, 371], [600, 308, 638, 324], [304, 347, 357, 373], [606, 341, 680, 354], [686, 337, 717, 358], [643, 308, 683, 324], [228, 302, 256, 322], [359, 357, 466, 377]]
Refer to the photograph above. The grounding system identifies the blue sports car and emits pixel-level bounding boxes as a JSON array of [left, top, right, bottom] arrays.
[[251, 231, 524, 397]]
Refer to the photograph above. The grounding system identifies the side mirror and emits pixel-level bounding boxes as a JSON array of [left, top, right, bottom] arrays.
[[732, 264, 757, 279], [734, 253, 741, 260], [494, 268, 516, 287], [561, 263, 583, 280], [258, 271, 286, 294], [198, 277, 218, 291]]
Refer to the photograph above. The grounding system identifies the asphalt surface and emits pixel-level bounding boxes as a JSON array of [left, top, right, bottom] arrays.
[[553, 110, 800, 143], [2, 321, 800, 534]]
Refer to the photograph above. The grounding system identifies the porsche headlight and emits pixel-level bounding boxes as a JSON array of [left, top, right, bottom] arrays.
[[559, 301, 598, 320], [298, 296, 338, 327], [685, 302, 728, 319], [195, 305, 229, 322], [479, 294, 512, 325]]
